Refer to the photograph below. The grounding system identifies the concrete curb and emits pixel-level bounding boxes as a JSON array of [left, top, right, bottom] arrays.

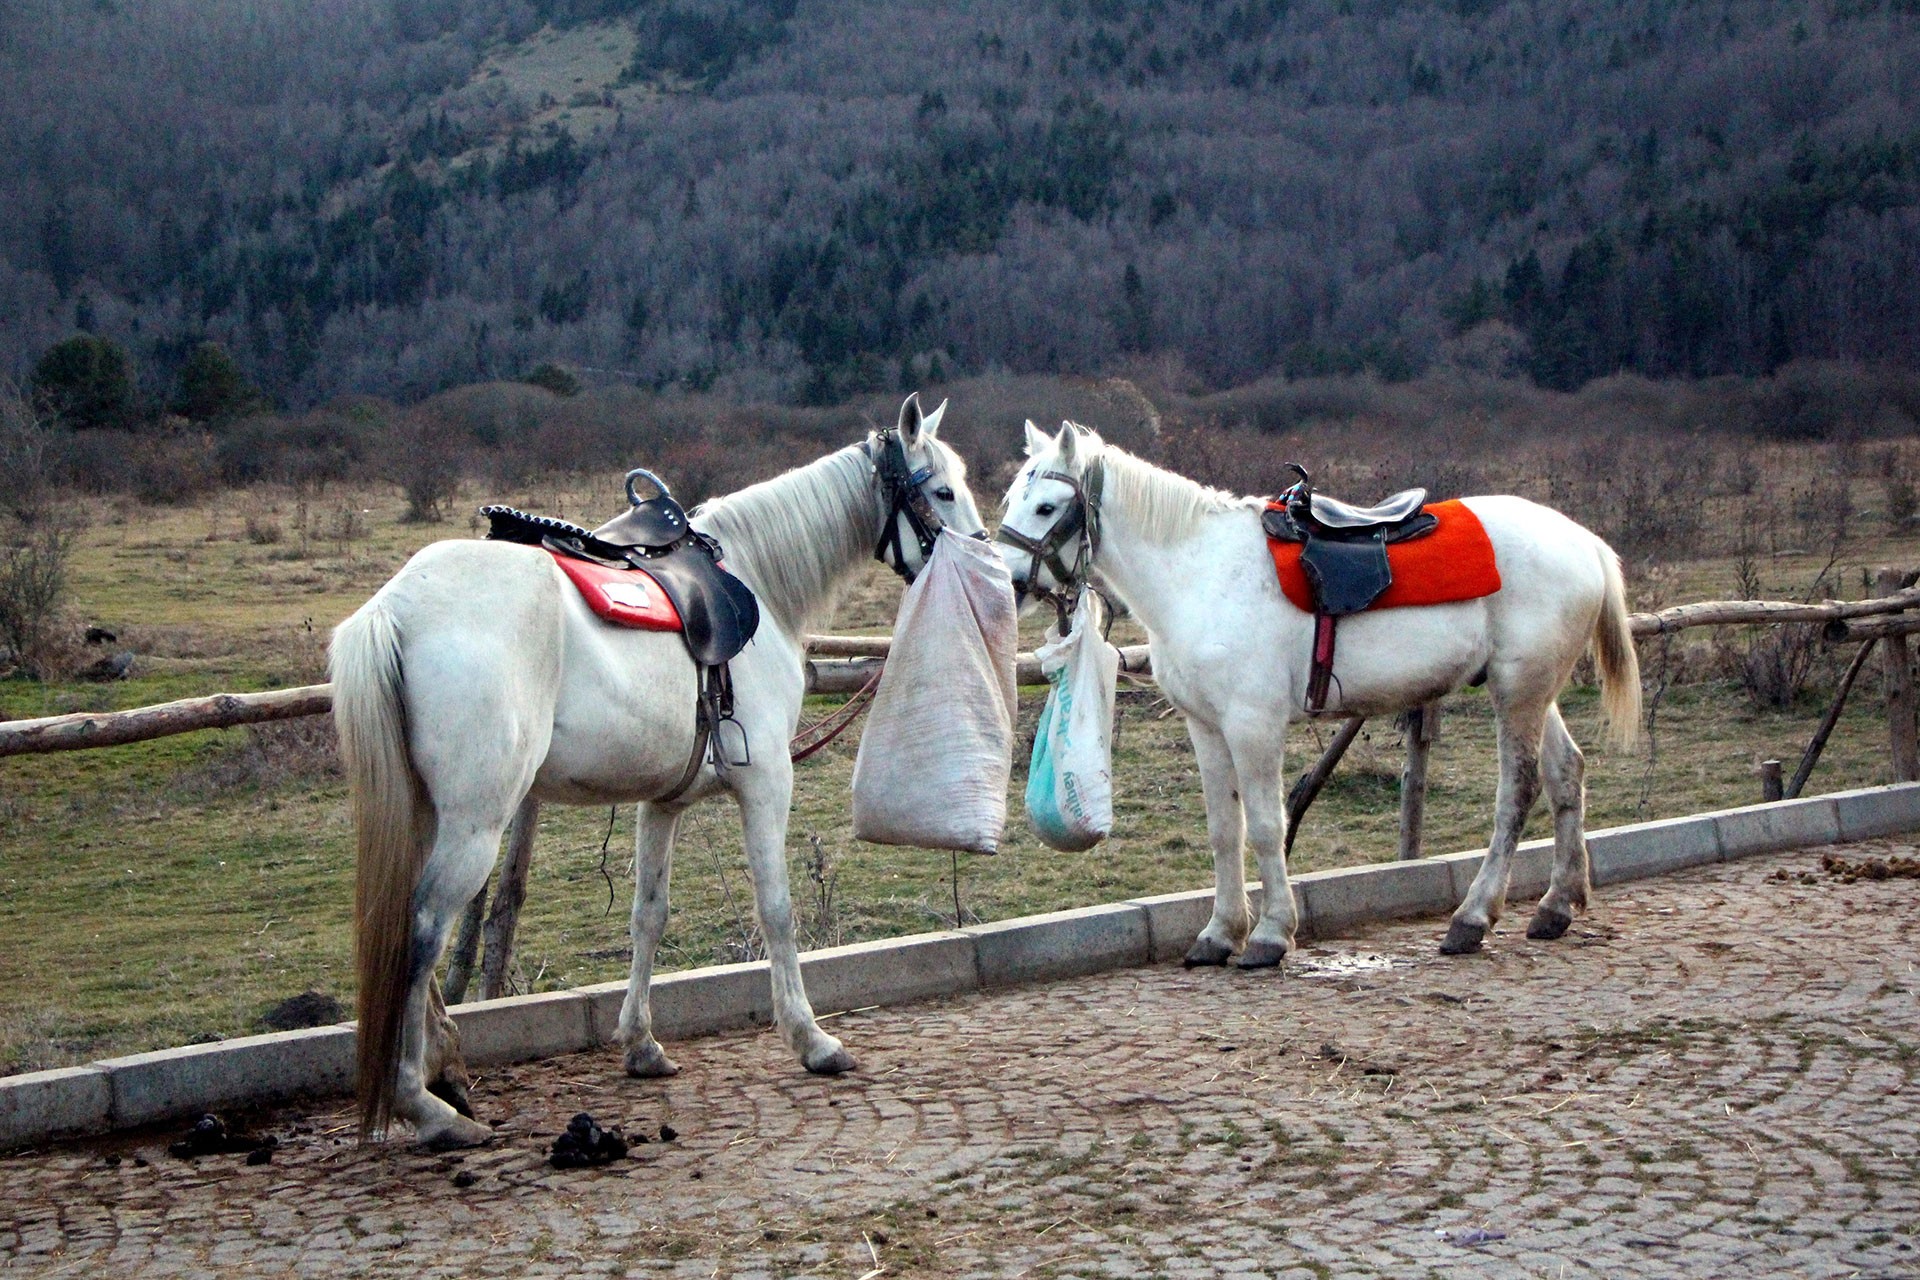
[[6, 783, 1917, 1148]]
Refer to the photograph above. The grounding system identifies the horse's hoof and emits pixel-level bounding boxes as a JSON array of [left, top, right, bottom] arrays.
[[419, 1115, 493, 1151], [1526, 907, 1574, 941], [426, 1076, 474, 1119], [1234, 938, 1289, 969], [1183, 937, 1235, 968], [624, 1041, 681, 1079], [804, 1044, 857, 1076], [1440, 920, 1487, 955]]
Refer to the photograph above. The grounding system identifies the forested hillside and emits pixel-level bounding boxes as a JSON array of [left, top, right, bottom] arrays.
[[4, 0, 1919, 410]]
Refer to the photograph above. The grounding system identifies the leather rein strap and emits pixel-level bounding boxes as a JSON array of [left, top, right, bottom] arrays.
[[869, 428, 944, 574], [993, 461, 1104, 626]]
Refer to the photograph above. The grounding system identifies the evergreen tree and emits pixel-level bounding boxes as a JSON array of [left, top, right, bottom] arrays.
[[173, 341, 262, 424], [29, 335, 136, 431]]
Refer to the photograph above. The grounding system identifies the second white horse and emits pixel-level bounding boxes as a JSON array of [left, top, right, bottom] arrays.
[[994, 422, 1640, 965]]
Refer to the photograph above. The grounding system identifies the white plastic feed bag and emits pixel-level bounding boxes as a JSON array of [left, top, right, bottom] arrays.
[[1024, 589, 1119, 851], [851, 530, 1019, 853]]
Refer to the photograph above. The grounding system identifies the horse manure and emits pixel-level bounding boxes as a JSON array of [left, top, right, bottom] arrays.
[[260, 991, 346, 1032], [167, 1114, 276, 1161], [658, 1123, 679, 1142], [452, 1169, 478, 1188], [1816, 852, 1920, 884], [549, 1113, 630, 1168]]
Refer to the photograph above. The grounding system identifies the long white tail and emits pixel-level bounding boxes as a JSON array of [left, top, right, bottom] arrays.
[[329, 597, 430, 1137], [1593, 541, 1643, 751]]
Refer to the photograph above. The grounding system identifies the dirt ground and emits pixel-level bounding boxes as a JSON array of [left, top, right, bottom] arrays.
[[3, 840, 1917, 1279]]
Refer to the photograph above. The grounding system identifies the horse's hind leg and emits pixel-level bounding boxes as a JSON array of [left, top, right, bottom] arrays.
[[1182, 718, 1252, 967], [1527, 704, 1591, 941], [1443, 695, 1548, 955], [620, 801, 685, 1078], [393, 817, 512, 1148]]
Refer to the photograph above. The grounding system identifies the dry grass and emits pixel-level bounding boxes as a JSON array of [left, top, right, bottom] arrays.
[[2, 378, 1918, 1072]]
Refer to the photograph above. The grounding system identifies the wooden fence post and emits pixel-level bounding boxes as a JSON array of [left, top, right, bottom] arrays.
[[1283, 717, 1366, 854], [1879, 567, 1919, 782], [1398, 703, 1440, 860], [479, 797, 542, 1001], [443, 887, 489, 1004], [1759, 759, 1784, 803]]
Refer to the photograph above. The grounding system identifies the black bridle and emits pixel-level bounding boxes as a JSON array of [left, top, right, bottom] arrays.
[[867, 427, 964, 580], [993, 461, 1104, 626]]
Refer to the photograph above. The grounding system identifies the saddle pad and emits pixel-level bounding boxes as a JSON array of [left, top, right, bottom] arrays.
[[548, 550, 683, 632], [1266, 499, 1502, 613]]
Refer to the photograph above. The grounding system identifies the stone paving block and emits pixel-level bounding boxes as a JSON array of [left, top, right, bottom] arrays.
[[1294, 857, 1453, 940], [97, 1025, 355, 1129], [0, 1066, 110, 1148], [966, 903, 1149, 987], [799, 931, 979, 1013], [450, 990, 593, 1067], [1587, 813, 1724, 886], [1712, 796, 1842, 859], [1829, 782, 1920, 841]]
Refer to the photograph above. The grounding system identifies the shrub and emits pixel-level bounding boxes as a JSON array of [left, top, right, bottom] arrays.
[[0, 387, 54, 525], [0, 523, 75, 679]]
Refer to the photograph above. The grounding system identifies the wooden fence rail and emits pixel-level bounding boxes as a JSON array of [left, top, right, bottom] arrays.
[[6, 583, 1919, 760]]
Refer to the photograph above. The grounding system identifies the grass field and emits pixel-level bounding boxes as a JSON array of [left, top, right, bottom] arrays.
[[3, 444, 1917, 1075]]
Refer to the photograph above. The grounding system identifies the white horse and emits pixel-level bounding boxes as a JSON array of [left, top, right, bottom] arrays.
[[994, 422, 1640, 966], [330, 395, 983, 1147]]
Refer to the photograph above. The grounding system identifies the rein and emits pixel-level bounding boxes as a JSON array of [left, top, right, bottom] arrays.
[[993, 460, 1105, 627], [867, 428, 944, 576]]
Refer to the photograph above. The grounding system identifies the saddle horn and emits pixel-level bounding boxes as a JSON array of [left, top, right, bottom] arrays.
[[624, 467, 672, 507]]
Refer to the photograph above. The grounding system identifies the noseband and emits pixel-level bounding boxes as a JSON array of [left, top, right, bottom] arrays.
[[994, 461, 1104, 624], [867, 428, 970, 580]]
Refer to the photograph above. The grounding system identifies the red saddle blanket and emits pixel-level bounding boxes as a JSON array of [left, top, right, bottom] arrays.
[[1265, 498, 1502, 613], [549, 550, 683, 631]]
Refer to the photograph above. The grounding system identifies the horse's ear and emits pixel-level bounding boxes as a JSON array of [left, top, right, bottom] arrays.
[[897, 391, 926, 445], [920, 397, 948, 440], [1023, 419, 1049, 456], [1054, 422, 1080, 469]]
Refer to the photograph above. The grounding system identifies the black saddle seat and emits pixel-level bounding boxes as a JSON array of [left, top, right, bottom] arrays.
[[1302, 487, 1428, 533], [480, 493, 759, 669], [1264, 486, 1436, 545], [593, 467, 692, 550]]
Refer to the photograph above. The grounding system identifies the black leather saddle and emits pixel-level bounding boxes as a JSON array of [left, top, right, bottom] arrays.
[[1263, 470, 1436, 616], [480, 470, 758, 669], [1262, 465, 1438, 713]]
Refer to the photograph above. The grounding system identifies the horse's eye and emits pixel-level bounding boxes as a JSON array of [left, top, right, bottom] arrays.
[[934, 487, 955, 502], [1035, 503, 1057, 517]]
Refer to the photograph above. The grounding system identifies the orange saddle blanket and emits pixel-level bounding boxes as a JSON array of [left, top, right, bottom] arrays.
[[1265, 498, 1502, 613], [549, 550, 684, 631]]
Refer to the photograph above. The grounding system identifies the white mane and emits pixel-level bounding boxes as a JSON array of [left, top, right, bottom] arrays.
[[1088, 437, 1260, 544], [694, 442, 882, 637]]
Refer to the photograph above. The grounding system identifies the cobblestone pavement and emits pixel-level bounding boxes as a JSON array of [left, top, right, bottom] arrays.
[[4, 840, 1919, 1279]]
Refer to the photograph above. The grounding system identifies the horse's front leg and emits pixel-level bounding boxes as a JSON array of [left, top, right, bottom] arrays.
[[1182, 718, 1252, 967], [1228, 721, 1296, 968], [620, 800, 685, 1078], [735, 763, 854, 1075]]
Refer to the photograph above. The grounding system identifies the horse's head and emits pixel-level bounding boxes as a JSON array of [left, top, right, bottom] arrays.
[[995, 419, 1104, 610], [868, 392, 985, 582]]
